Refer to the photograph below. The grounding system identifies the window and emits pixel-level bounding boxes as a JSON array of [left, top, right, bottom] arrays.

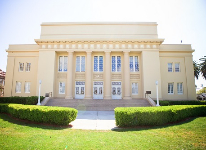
[[94, 56, 103, 72], [19, 63, 24, 71], [168, 63, 173, 72], [76, 56, 85, 72], [132, 83, 138, 95], [130, 56, 139, 72], [168, 83, 174, 94], [15, 81, 21, 93], [25, 82, 30, 93], [175, 63, 180, 72], [112, 56, 121, 72], [25, 63, 31, 72], [59, 82, 65, 94], [177, 83, 183, 94], [58, 56, 68, 72]]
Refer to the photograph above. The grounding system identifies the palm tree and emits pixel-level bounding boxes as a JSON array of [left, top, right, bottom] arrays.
[[193, 61, 200, 79], [199, 56, 206, 80]]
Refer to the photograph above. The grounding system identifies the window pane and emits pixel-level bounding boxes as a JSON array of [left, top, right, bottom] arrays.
[[81, 56, 85, 72], [26, 63, 31, 72], [135, 56, 139, 72], [94, 56, 98, 72], [59, 82, 65, 94], [168, 63, 172, 72], [132, 83, 138, 94], [168, 83, 174, 94], [99, 56, 103, 72], [19, 63, 24, 71], [25, 82, 30, 93], [16, 81, 21, 93], [117, 56, 121, 72], [64, 56, 68, 71], [112, 56, 116, 72], [59, 56, 63, 71], [177, 83, 183, 94], [130, 56, 133, 72], [175, 63, 180, 72], [76, 56, 80, 72]]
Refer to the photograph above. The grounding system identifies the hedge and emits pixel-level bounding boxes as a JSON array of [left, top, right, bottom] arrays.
[[0, 96, 44, 105], [0, 104, 78, 125], [115, 105, 206, 127], [154, 100, 206, 106]]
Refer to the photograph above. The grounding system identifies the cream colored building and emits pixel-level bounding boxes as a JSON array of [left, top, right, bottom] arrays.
[[4, 22, 196, 100]]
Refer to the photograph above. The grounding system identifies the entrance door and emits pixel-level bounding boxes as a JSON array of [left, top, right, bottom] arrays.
[[75, 81, 85, 99], [93, 81, 103, 99], [112, 82, 122, 99]]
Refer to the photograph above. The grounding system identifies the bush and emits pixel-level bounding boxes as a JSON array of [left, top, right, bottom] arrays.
[[0, 104, 78, 125], [154, 100, 206, 106], [115, 105, 206, 127], [0, 96, 44, 105]]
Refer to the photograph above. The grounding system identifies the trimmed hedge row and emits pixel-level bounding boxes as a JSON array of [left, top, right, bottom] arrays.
[[0, 104, 78, 125], [154, 100, 206, 106], [115, 105, 206, 127], [0, 96, 44, 105]]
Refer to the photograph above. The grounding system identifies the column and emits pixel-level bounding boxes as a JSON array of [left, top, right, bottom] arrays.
[[65, 51, 73, 99], [123, 51, 131, 99], [104, 51, 111, 99], [85, 51, 92, 99]]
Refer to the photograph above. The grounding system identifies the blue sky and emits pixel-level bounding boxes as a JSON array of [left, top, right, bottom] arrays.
[[0, 0, 206, 87]]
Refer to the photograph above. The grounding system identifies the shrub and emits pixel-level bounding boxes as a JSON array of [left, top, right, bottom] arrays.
[[115, 105, 206, 127], [0, 96, 44, 105], [154, 100, 206, 106], [0, 104, 78, 125]]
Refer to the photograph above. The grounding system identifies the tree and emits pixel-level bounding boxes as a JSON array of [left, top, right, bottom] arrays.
[[193, 61, 200, 79], [199, 56, 206, 80]]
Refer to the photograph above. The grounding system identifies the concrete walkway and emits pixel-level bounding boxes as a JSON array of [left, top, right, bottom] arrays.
[[44, 98, 151, 130], [70, 111, 116, 130]]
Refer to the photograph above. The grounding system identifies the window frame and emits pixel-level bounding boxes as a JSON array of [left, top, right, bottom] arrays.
[[24, 82, 31, 93], [168, 63, 173, 72], [168, 82, 174, 94], [58, 56, 68, 72], [59, 82, 65, 94], [15, 81, 22, 93], [76, 56, 86, 72], [132, 82, 138, 95], [175, 63, 180, 72], [112, 56, 121, 72], [19, 62, 24, 72], [177, 82, 183, 94], [93, 56, 103, 72], [25, 63, 31, 72], [130, 56, 139, 72]]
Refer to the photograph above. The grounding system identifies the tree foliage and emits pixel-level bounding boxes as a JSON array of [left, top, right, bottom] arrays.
[[199, 56, 206, 80], [193, 61, 200, 79]]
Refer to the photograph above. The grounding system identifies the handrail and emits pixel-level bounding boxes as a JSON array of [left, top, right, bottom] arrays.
[[147, 96, 157, 106]]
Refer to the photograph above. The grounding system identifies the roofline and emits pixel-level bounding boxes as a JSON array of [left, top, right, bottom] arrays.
[[41, 22, 158, 26]]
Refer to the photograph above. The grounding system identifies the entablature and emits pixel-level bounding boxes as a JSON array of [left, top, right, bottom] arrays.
[[35, 39, 164, 50]]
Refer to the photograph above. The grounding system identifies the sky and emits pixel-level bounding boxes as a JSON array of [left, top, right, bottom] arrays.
[[0, 0, 206, 88]]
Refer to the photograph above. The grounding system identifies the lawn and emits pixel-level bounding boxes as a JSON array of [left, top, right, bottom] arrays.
[[0, 114, 205, 150]]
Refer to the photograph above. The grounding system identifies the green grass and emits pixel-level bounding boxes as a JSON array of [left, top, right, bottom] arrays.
[[0, 114, 206, 150]]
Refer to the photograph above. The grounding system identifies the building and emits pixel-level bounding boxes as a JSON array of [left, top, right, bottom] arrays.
[[4, 22, 196, 100], [0, 69, 6, 96]]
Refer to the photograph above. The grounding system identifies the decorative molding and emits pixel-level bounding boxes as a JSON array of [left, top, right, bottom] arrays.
[[36, 40, 164, 50], [112, 74, 122, 80], [130, 74, 140, 79], [57, 73, 67, 79], [75, 73, 85, 79], [93, 74, 103, 79]]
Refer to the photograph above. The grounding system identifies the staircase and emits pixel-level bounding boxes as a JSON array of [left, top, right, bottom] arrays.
[[45, 98, 151, 111]]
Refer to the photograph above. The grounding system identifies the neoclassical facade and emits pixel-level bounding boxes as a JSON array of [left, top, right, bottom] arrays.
[[4, 22, 196, 100]]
